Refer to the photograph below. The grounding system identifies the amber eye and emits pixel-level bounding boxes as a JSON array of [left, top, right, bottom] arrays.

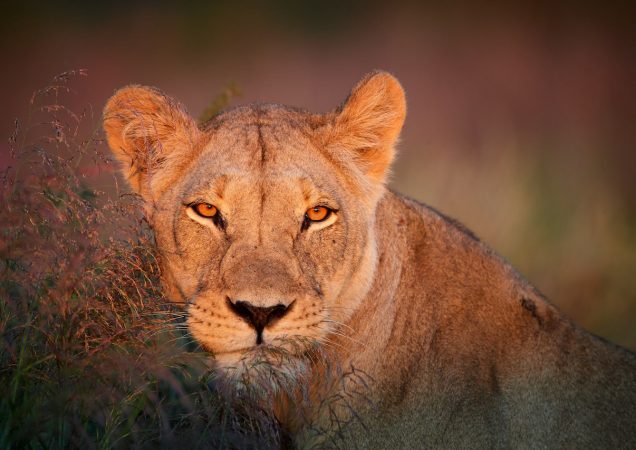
[[305, 206, 331, 222], [192, 203, 218, 218]]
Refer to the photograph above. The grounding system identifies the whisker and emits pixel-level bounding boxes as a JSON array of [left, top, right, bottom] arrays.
[[317, 336, 349, 353], [321, 325, 367, 349]]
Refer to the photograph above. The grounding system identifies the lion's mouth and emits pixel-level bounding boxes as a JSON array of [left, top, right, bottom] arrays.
[[213, 339, 316, 373], [219, 343, 293, 360]]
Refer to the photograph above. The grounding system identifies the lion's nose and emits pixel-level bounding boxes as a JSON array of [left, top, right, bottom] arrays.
[[226, 297, 293, 345]]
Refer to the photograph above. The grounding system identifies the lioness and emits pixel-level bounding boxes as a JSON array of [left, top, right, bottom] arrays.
[[104, 71, 636, 448]]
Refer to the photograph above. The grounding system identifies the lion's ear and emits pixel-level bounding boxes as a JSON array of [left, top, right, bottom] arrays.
[[103, 86, 200, 200], [327, 71, 406, 184]]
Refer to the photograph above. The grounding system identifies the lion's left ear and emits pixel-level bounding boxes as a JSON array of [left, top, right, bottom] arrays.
[[326, 71, 406, 184]]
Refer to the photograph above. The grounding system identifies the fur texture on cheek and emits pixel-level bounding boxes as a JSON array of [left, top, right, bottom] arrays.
[[152, 201, 229, 303], [300, 210, 378, 327]]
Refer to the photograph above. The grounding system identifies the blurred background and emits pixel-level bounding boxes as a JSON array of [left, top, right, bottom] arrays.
[[1, 0, 635, 348]]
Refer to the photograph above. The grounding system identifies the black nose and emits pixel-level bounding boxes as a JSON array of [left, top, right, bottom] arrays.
[[227, 297, 293, 345]]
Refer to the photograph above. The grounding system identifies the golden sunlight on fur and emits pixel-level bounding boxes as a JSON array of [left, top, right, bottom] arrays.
[[104, 71, 636, 448]]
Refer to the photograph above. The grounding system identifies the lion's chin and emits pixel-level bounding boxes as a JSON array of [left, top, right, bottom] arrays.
[[213, 347, 258, 370], [212, 344, 314, 399]]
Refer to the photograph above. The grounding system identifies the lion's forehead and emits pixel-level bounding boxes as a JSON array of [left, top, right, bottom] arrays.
[[200, 118, 320, 164], [176, 120, 346, 205]]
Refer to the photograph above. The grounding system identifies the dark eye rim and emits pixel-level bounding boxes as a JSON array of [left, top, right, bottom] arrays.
[[191, 202, 217, 218], [188, 202, 226, 230], [302, 206, 338, 231]]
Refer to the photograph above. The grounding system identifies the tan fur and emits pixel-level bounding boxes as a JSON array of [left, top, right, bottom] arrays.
[[104, 71, 636, 448]]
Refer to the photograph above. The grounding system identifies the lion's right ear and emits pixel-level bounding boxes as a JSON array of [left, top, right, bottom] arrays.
[[103, 86, 200, 200], [325, 71, 406, 186]]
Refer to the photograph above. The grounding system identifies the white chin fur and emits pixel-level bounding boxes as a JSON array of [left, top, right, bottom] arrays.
[[214, 350, 248, 370]]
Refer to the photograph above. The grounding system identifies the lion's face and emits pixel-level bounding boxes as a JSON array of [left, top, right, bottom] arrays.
[[153, 107, 380, 368], [103, 72, 405, 374]]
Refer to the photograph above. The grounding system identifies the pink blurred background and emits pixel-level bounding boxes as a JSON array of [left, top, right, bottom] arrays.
[[1, 1, 635, 348]]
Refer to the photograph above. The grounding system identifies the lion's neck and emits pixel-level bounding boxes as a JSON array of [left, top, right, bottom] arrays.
[[336, 191, 410, 374]]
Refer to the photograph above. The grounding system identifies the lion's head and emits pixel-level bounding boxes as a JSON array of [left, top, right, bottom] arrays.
[[103, 72, 405, 380]]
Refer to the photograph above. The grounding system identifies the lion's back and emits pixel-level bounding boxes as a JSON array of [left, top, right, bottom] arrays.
[[350, 191, 636, 448]]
